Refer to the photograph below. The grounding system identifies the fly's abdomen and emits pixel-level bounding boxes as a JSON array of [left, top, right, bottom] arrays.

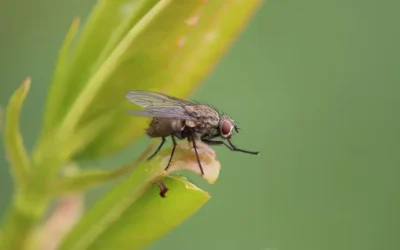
[[146, 118, 185, 138]]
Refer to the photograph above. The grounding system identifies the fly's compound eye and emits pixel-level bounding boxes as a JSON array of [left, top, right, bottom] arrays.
[[220, 120, 233, 138]]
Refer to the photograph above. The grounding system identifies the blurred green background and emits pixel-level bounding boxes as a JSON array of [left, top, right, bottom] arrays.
[[1, 0, 399, 250]]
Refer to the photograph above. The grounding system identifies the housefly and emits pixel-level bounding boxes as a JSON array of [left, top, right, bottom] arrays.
[[125, 90, 259, 177]]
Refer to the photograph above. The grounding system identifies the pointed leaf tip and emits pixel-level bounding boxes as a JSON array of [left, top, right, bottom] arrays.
[[22, 77, 31, 89], [5, 78, 32, 186]]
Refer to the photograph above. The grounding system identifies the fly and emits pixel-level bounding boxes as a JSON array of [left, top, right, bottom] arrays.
[[125, 90, 259, 177]]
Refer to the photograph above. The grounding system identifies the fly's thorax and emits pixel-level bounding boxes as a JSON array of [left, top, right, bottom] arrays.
[[146, 117, 185, 138], [184, 105, 220, 127]]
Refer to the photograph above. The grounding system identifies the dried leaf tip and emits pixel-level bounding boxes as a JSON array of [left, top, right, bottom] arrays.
[[22, 77, 31, 88], [158, 140, 221, 184]]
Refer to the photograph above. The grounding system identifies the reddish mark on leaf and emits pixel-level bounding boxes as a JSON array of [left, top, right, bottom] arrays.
[[39, 195, 84, 250], [177, 37, 186, 48], [186, 15, 199, 26]]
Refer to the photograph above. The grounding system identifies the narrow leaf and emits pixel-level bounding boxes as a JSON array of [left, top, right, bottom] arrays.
[[34, 111, 112, 171], [93, 0, 160, 67], [42, 0, 155, 134], [58, 141, 220, 250], [59, 0, 174, 137], [87, 175, 209, 250], [43, 18, 80, 133], [50, 165, 132, 197], [4, 78, 31, 186]]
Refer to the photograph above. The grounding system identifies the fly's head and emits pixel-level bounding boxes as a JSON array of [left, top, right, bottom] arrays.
[[216, 114, 259, 155], [218, 115, 239, 139]]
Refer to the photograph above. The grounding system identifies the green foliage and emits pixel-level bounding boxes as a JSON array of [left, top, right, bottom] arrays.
[[0, 0, 261, 249], [4, 78, 30, 187]]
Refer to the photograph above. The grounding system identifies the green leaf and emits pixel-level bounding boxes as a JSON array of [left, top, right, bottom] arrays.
[[88, 175, 209, 250], [0, 231, 3, 247], [74, 0, 263, 160], [32, 112, 113, 182], [50, 164, 133, 197], [58, 141, 220, 250], [57, 0, 176, 138], [92, 0, 160, 67], [42, 18, 80, 133], [4, 78, 31, 186], [61, 175, 209, 250], [42, 0, 154, 133], [50, 140, 161, 197]]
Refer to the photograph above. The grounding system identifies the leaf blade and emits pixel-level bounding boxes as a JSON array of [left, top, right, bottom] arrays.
[[50, 165, 133, 197], [4, 78, 31, 186], [43, 18, 80, 133], [59, 0, 173, 136], [87, 175, 210, 250], [58, 141, 220, 250], [42, 0, 149, 132]]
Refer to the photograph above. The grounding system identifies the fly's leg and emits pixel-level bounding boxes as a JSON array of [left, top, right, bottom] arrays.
[[164, 135, 177, 172], [226, 138, 259, 155], [201, 139, 225, 146], [147, 137, 166, 161], [156, 180, 169, 198], [201, 134, 226, 146], [201, 135, 259, 155], [191, 134, 205, 176]]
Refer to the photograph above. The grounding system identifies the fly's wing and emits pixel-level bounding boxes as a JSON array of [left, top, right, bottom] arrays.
[[125, 90, 197, 120], [126, 90, 192, 108], [126, 109, 195, 120]]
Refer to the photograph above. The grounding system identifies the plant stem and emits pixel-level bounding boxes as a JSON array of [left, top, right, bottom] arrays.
[[1, 189, 50, 250]]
